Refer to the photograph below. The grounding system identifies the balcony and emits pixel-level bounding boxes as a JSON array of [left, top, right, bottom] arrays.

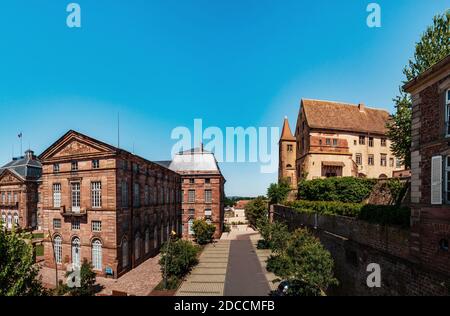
[[60, 205, 87, 217], [0, 201, 19, 208]]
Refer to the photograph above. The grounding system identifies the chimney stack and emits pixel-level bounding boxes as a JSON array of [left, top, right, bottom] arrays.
[[25, 149, 34, 159], [358, 103, 365, 112]]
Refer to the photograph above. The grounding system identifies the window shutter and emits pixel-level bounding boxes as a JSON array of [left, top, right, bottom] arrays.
[[431, 156, 443, 205]]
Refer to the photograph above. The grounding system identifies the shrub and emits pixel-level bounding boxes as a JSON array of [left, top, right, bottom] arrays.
[[223, 223, 231, 233], [192, 219, 216, 245], [257, 216, 290, 254], [245, 196, 268, 228], [267, 178, 292, 204], [359, 204, 411, 228], [287, 200, 363, 217], [159, 239, 200, 279], [298, 177, 376, 203], [61, 259, 97, 296]]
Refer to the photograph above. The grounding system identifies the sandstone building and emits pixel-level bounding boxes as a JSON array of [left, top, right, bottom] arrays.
[[278, 117, 297, 189], [282, 99, 404, 182], [0, 150, 41, 231], [158, 147, 225, 239], [404, 54, 450, 278], [38, 130, 182, 278]]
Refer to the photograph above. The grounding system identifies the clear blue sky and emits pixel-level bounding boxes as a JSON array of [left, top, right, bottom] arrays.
[[0, 1, 447, 196]]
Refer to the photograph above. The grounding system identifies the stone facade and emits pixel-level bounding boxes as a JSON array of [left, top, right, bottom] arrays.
[[294, 99, 404, 180], [279, 117, 298, 191], [39, 130, 182, 278], [0, 150, 41, 231], [404, 55, 450, 277]]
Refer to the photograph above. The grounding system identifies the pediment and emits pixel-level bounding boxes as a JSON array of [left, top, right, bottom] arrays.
[[0, 169, 23, 184], [39, 130, 117, 161]]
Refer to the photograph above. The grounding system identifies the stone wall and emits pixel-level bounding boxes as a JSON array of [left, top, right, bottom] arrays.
[[273, 205, 450, 296]]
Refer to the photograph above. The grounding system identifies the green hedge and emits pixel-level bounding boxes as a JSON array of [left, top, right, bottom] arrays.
[[287, 200, 363, 217], [298, 177, 376, 203], [287, 200, 411, 227]]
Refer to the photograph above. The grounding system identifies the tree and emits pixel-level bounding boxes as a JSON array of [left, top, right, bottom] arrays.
[[0, 228, 47, 296], [244, 196, 268, 228], [60, 259, 97, 296], [267, 178, 292, 205], [266, 228, 338, 296], [159, 239, 199, 279], [387, 11, 449, 168], [192, 219, 216, 245], [256, 216, 289, 253]]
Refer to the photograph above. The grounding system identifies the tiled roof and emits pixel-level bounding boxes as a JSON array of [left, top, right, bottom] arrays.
[[280, 117, 296, 141], [0, 150, 42, 181], [302, 99, 390, 135]]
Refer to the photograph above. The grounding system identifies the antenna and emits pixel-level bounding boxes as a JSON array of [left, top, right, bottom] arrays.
[[117, 112, 120, 148]]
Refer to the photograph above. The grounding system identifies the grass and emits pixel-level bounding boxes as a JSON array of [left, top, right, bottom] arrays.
[[154, 277, 182, 291]]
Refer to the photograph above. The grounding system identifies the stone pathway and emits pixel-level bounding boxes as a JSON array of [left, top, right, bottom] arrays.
[[249, 234, 279, 292]]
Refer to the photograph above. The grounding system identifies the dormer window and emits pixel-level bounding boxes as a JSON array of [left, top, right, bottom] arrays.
[[71, 161, 78, 171]]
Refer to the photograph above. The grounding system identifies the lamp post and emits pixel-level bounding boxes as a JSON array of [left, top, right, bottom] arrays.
[[163, 230, 177, 290]]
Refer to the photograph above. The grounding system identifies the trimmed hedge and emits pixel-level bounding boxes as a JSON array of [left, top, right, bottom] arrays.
[[298, 177, 376, 203], [287, 200, 411, 227]]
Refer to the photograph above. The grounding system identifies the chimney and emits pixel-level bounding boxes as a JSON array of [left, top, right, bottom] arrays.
[[25, 149, 34, 160], [358, 103, 365, 112]]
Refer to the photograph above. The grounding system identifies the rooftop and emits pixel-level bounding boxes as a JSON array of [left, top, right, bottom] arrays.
[[0, 150, 42, 181]]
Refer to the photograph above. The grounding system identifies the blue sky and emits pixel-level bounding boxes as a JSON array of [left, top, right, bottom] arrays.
[[0, 0, 448, 196]]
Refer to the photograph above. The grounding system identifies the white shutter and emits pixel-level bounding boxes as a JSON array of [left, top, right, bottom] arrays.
[[431, 156, 443, 205]]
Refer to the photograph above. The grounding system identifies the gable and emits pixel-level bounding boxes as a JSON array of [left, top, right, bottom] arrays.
[[39, 130, 117, 161], [0, 169, 23, 185]]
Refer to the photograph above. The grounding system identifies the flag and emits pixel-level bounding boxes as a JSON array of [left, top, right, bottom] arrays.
[[18, 132, 22, 138]]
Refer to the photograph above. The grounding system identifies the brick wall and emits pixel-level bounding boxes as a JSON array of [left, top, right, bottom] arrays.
[[273, 205, 450, 296]]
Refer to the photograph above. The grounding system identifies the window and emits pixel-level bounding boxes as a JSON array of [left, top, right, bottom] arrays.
[[188, 190, 195, 203], [396, 158, 402, 168], [359, 136, 365, 145], [92, 220, 102, 232], [355, 154, 362, 166], [1, 213, 6, 228], [433, 156, 443, 205], [189, 178, 195, 184], [188, 209, 195, 216], [7, 192, 11, 203], [287, 144, 293, 152], [381, 138, 387, 147], [389, 158, 394, 167], [188, 219, 194, 235], [205, 190, 212, 203], [71, 218, 80, 230], [92, 160, 100, 169], [368, 155, 374, 166], [14, 192, 18, 203], [71, 182, 81, 212], [53, 164, 60, 173], [144, 185, 149, 206], [121, 181, 128, 207], [353, 140, 357, 146], [72, 237, 81, 268], [445, 156, 450, 203], [135, 234, 140, 260], [52, 183, 62, 208], [91, 182, 102, 208], [380, 154, 387, 167], [325, 138, 331, 145], [205, 209, 212, 216], [1, 192, 5, 203], [53, 218, 61, 229], [154, 226, 158, 248], [92, 239, 102, 271], [145, 229, 150, 254], [332, 139, 338, 147], [13, 213, 19, 226], [446, 89, 450, 135], [133, 183, 140, 207], [54, 236, 62, 264], [205, 178, 210, 184], [71, 161, 78, 171], [368, 137, 374, 147], [122, 238, 129, 267]]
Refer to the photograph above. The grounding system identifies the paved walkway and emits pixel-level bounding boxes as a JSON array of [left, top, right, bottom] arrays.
[[176, 227, 272, 296]]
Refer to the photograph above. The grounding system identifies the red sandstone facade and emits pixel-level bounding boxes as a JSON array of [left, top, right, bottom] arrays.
[[39, 130, 181, 278], [405, 55, 450, 278]]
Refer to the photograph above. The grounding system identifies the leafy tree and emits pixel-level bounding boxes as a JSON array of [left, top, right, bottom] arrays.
[[0, 228, 47, 296], [59, 259, 97, 296], [244, 196, 268, 228], [387, 11, 450, 168], [159, 239, 200, 279], [192, 219, 216, 245], [267, 178, 292, 205], [256, 217, 289, 254], [267, 228, 338, 296]]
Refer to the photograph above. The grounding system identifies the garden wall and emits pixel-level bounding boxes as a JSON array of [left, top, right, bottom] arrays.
[[273, 205, 449, 296]]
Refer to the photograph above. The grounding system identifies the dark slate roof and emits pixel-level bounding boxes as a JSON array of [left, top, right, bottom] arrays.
[[0, 150, 42, 181], [154, 160, 172, 168]]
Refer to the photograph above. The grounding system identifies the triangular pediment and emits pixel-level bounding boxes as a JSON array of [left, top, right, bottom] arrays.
[[0, 169, 23, 184], [39, 130, 117, 161]]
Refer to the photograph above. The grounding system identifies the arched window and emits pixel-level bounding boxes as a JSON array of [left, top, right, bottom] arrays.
[[7, 213, 12, 230], [54, 236, 62, 264], [153, 226, 158, 249], [122, 237, 128, 268], [71, 237, 81, 268], [188, 219, 194, 236], [13, 213, 19, 227], [135, 234, 140, 260], [145, 229, 150, 254], [1, 212, 6, 228], [286, 164, 292, 168], [92, 239, 102, 271]]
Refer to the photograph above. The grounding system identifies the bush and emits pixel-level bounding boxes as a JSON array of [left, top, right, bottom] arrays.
[[267, 178, 292, 204], [257, 216, 290, 254], [298, 177, 376, 203], [288, 200, 363, 217], [359, 204, 411, 228], [59, 259, 97, 296], [245, 196, 268, 228], [192, 219, 216, 245], [159, 239, 200, 279]]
